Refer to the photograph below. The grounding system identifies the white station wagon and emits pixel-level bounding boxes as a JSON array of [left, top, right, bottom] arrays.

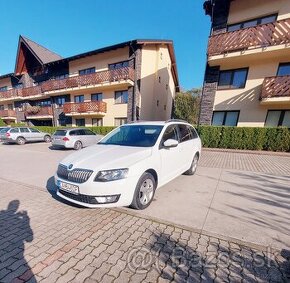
[[55, 120, 202, 210]]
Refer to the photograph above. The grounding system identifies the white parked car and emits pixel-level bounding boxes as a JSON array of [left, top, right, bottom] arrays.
[[55, 120, 202, 210]]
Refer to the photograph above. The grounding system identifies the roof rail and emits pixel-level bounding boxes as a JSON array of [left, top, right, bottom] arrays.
[[165, 119, 188, 123]]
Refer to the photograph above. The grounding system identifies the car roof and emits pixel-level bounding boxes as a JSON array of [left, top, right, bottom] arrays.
[[54, 128, 89, 131], [124, 120, 192, 126]]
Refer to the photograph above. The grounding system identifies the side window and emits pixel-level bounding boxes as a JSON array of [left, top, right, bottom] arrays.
[[10, 128, 19, 133], [178, 125, 192, 142], [20, 128, 30, 133], [84, 129, 95, 136], [161, 125, 178, 145], [69, 130, 77, 136], [30, 128, 40, 133], [190, 127, 198, 139], [78, 130, 86, 136]]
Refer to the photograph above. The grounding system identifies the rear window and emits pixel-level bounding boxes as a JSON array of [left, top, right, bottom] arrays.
[[0, 128, 9, 133], [54, 130, 67, 136]]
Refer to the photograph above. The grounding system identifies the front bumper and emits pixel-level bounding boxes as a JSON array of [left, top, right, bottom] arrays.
[[55, 174, 138, 208]]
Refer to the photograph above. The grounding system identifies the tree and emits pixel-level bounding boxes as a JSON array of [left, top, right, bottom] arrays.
[[173, 88, 201, 124]]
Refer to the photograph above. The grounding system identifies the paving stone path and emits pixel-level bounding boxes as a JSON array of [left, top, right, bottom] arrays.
[[200, 150, 290, 176], [0, 179, 289, 283]]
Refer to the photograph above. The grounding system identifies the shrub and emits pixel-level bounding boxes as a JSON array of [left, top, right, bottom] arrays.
[[196, 125, 290, 152], [0, 118, 5, 126]]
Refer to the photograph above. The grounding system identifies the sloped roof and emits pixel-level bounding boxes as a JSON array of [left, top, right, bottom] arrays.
[[21, 36, 62, 64]]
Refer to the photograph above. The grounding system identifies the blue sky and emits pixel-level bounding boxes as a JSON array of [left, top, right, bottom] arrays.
[[0, 0, 210, 90]]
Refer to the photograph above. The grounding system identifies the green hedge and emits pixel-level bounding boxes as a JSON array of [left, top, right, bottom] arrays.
[[34, 126, 116, 136], [196, 126, 290, 152], [28, 125, 290, 152]]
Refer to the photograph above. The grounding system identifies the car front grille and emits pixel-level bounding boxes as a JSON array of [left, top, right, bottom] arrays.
[[57, 164, 93, 184]]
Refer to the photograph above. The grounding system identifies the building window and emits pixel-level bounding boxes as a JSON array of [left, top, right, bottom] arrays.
[[158, 76, 161, 83], [212, 111, 240, 126], [8, 104, 13, 110], [75, 118, 85, 127], [114, 118, 127, 126], [14, 83, 23, 89], [55, 96, 68, 106], [277, 63, 290, 76], [0, 105, 4, 110], [109, 61, 129, 70], [115, 90, 128, 104], [35, 100, 51, 107], [0, 86, 7, 92], [91, 93, 103, 101], [54, 74, 69, 80], [265, 110, 290, 127], [79, 67, 95, 76], [74, 95, 84, 103], [227, 14, 277, 32], [218, 68, 248, 89], [92, 118, 103, 126]]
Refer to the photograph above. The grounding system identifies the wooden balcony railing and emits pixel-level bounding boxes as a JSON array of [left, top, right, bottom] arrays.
[[41, 67, 134, 92], [0, 109, 16, 118], [261, 75, 290, 99], [0, 66, 135, 100], [63, 101, 107, 114], [25, 106, 53, 117], [208, 18, 290, 56]]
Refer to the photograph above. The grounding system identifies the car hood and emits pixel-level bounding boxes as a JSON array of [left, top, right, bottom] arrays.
[[59, 144, 153, 171]]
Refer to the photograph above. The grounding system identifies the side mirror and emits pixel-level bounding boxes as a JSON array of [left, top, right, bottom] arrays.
[[163, 139, 178, 148]]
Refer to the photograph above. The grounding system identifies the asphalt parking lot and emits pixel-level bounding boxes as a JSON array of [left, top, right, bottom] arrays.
[[0, 142, 289, 282]]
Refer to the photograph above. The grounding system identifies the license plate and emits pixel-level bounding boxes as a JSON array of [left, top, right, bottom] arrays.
[[58, 181, 79, 195]]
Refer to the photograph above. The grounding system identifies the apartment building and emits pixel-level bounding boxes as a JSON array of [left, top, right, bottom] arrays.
[[200, 0, 290, 127], [0, 36, 179, 126]]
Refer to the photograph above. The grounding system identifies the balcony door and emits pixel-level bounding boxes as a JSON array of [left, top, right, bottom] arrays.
[[74, 95, 84, 103]]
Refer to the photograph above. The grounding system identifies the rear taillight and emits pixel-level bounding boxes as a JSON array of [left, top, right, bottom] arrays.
[[6, 133, 10, 137], [63, 137, 69, 141]]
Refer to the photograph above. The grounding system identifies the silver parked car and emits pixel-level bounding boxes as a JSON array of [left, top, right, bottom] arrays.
[[0, 127, 51, 145], [51, 128, 103, 150]]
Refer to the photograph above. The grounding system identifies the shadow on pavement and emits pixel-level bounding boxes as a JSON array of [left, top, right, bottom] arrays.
[[0, 200, 36, 282], [145, 232, 290, 282]]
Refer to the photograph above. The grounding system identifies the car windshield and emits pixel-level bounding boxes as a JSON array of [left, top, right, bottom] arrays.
[[99, 125, 164, 147], [53, 130, 67, 136]]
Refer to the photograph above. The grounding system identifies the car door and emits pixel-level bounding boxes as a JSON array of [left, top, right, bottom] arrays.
[[158, 124, 183, 185], [19, 128, 31, 141], [177, 124, 195, 173], [29, 128, 44, 141], [83, 129, 97, 146]]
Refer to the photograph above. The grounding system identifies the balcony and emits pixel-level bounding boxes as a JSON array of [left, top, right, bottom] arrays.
[[63, 101, 107, 116], [208, 18, 290, 57], [0, 109, 16, 120], [260, 75, 290, 104], [0, 66, 135, 100], [25, 106, 53, 119]]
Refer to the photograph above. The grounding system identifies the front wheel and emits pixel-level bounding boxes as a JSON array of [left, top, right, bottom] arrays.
[[44, 135, 51, 143], [16, 137, 26, 145], [184, 153, 199, 175], [130, 172, 156, 210]]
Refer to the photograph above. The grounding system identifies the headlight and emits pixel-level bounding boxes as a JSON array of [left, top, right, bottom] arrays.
[[94, 168, 129, 182]]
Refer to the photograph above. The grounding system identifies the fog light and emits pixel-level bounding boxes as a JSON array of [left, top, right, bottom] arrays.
[[95, 195, 120, 204]]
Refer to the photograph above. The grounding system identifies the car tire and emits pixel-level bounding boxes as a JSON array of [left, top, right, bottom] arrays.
[[16, 137, 26, 145], [130, 172, 156, 210], [184, 153, 199, 175], [74, 140, 82, 150], [44, 135, 51, 143]]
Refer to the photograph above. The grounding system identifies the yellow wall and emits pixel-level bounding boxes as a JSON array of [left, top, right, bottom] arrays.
[[214, 54, 290, 127], [228, 0, 290, 24], [69, 47, 129, 74], [140, 45, 175, 121]]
